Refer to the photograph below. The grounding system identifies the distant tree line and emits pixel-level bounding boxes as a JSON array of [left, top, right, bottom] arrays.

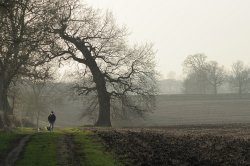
[[183, 54, 250, 94]]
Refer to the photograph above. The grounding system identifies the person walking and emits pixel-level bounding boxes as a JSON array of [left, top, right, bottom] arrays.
[[48, 111, 56, 131]]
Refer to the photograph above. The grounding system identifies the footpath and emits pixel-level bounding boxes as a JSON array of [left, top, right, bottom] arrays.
[[0, 128, 120, 166]]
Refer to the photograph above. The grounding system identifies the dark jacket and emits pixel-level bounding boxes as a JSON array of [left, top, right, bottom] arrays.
[[48, 114, 56, 123]]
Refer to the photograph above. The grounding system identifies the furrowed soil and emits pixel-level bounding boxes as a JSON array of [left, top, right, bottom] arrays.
[[90, 124, 250, 166]]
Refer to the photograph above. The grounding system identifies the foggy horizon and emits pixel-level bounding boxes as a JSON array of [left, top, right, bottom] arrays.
[[86, 0, 250, 79]]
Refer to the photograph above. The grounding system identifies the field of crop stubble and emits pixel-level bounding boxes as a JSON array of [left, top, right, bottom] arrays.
[[90, 124, 250, 166]]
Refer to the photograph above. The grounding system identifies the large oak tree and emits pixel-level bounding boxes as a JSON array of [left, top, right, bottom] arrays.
[[45, 0, 157, 126]]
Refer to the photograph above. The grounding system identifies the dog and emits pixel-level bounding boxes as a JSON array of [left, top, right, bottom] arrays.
[[45, 126, 51, 131], [38, 127, 43, 131]]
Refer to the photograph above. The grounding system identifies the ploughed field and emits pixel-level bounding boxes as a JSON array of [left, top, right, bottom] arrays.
[[90, 124, 250, 166]]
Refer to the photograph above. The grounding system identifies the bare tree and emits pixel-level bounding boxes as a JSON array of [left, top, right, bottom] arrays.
[[0, 0, 51, 115], [23, 67, 51, 131], [44, 1, 157, 126], [206, 61, 226, 94], [183, 54, 208, 94], [230, 61, 250, 94]]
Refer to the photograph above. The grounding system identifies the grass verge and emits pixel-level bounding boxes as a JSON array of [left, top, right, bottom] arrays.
[[0, 130, 22, 161], [74, 130, 122, 166], [15, 132, 60, 166]]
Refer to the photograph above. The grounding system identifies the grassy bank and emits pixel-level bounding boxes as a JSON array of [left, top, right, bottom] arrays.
[[0, 128, 121, 166], [0, 130, 23, 162], [73, 130, 122, 166], [15, 132, 60, 166]]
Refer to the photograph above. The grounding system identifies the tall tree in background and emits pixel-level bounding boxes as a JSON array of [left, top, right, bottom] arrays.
[[183, 54, 208, 94], [44, 0, 157, 126], [0, 0, 51, 114], [206, 61, 226, 94], [230, 61, 250, 94]]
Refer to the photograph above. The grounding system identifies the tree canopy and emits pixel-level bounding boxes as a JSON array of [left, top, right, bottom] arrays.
[[41, 0, 157, 126], [0, 0, 52, 113]]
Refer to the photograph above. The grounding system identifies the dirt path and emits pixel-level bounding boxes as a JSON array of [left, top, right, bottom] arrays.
[[56, 133, 82, 166], [4, 135, 31, 166]]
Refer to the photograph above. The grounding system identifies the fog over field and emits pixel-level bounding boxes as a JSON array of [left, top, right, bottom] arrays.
[[30, 91, 250, 127], [1, 0, 250, 128]]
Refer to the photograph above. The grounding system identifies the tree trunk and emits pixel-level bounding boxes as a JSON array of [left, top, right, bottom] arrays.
[[0, 111, 5, 128], [57, 33, 112, 126], [214, 86, 217, 94], [36, 110, 40, 132], [92, 69, 111, 127], [79, 44, 111, 126], [0, 77, 11, 113], [87, 58, 111, 127], [95, 90, 111, 126], [213, 82, 217, 95], [239, 83, 242, 95]]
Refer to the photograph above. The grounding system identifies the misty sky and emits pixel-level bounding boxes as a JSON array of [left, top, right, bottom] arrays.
[[85, 0, 250, 79]]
